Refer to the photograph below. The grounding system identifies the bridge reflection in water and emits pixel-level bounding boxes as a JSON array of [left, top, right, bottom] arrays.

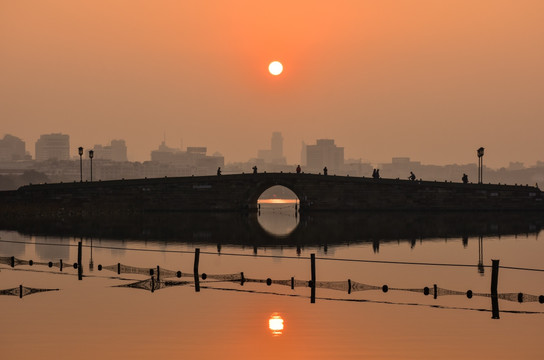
[[4, 209, 543, 249]]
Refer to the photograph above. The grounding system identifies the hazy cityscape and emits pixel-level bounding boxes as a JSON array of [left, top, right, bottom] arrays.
[[2, 2, 544, 359], [1, 131, 543, 191]]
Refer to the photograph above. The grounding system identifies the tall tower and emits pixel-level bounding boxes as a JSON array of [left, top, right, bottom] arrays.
[[271, 132, 283, 161]]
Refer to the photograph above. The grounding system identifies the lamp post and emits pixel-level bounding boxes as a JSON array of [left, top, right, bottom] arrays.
[[477, 147, 485, 184], [78, 147, 83, 182], [89, 150, 94, 182]]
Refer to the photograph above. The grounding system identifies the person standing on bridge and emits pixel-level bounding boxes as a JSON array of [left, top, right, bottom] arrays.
[[462, 173, 468, 184], [253, 166, 258, 174], [409, 171, 416, 181], [296, 165, 301, 174], [217, 167, 221, 176], [323, 167, 328, 176]]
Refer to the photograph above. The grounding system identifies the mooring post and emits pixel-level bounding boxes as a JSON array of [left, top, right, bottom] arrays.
[[194, 248, 200, 292], [151, 276, 155, 293], [77, 241, 83, 280], [19, 284, 23, 299], [156, 266, 160, 283], [433, 284, 438, 299], [311, 253, 316, 303], [491, 259, 500, 319], [291, 276, 295, 290], [10, 256, 14, 268], [117, 262, 121, 275], [348, 279, 352, 294], [240, 272, 245, 286], [60, 259, 63, 272]]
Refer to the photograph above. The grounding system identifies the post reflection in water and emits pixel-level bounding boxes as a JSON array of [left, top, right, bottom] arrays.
[[268, 313, 285, 336]]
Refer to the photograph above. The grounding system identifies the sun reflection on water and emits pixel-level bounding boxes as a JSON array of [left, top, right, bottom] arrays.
[[268, 313, 285, 336]]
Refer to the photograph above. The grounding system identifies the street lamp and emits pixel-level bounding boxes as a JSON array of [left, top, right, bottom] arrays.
[[78, 147, 83, 182], [88, 150, 94, 182], [477, 147, 485, 184]]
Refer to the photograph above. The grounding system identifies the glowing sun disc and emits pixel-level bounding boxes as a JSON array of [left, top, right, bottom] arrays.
[[269, 61, 283, 76]]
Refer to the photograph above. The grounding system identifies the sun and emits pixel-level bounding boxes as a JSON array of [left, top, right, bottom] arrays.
[[268, 61, 283, 76]]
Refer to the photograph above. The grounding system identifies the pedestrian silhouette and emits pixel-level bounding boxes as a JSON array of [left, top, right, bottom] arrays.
[[296, 165, 301, 174], [409, 171, 416, 181], [217, 167, 221, 176], [323, 167, 328, 176], [462, 173, 468, 184], [252, 166, 257, 174]]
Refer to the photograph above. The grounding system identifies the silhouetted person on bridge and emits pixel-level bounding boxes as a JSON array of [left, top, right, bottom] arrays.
[[409, 171, 416, 181], [253, 166, 258, 174], [462, 173, 468, 184], [296, 165, 301, 174], [372, 169, 380, 179], [217, 167, 221, 176], [323, 167, 328, 175]]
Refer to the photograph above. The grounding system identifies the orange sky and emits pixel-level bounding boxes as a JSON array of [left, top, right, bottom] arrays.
[[1, 1, 543, 167]]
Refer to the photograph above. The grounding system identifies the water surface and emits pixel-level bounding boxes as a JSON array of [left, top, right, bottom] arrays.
[[1, 206, 543, 359]]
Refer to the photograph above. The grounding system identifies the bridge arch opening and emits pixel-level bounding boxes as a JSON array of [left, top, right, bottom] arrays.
[[257, 185, 299, 237]]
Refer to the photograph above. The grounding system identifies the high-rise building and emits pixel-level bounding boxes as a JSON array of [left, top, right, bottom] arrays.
[[35, 133, 70, 161], [271, 132, 283, 161], [92, 139, 128, 162], [0, 134, 27, 161], [257, 132, 286, 164], [306, 139, 344, 172]]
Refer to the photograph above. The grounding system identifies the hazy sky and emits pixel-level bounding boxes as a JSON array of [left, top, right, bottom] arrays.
[[1, 1, 543, 167]]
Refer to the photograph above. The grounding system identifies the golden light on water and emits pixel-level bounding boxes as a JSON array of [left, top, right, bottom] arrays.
[[258, 199, 298, 204], [268, 313, 284, 336]]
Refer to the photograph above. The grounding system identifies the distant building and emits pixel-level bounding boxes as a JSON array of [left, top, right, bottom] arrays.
[[300, 141, 307, 166], [92, 139, 128, 162], [257, 132, 286, 164], [507, 161, 525, 170], [150, 141, 223, 174], [380, 157, 422, 179], [35, 133, 70, 161], [306, 139, 344, 172], [0, 134, 27, 161]]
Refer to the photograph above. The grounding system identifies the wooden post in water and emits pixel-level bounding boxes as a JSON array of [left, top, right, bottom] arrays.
[[156, 266, 160, 283], [10, 256, 14, 268], [60, 259, 63, 272], [491, 259, 500, 319], [77, 241, 83, 280], [117, 263, 121, 275], [19, 285, 23, 299], [311, 253, 316, 303], [194, 248, 200, 292]]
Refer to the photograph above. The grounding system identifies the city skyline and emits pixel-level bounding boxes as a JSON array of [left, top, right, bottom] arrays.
[[2, 130, 544, 170], [2, 1, 543, 168]]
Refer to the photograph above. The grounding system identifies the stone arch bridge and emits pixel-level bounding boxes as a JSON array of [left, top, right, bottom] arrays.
[[0, 173, 542, 217]]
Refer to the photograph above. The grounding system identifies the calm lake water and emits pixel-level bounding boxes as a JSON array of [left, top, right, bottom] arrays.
[[1, 204, 544, 359]]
